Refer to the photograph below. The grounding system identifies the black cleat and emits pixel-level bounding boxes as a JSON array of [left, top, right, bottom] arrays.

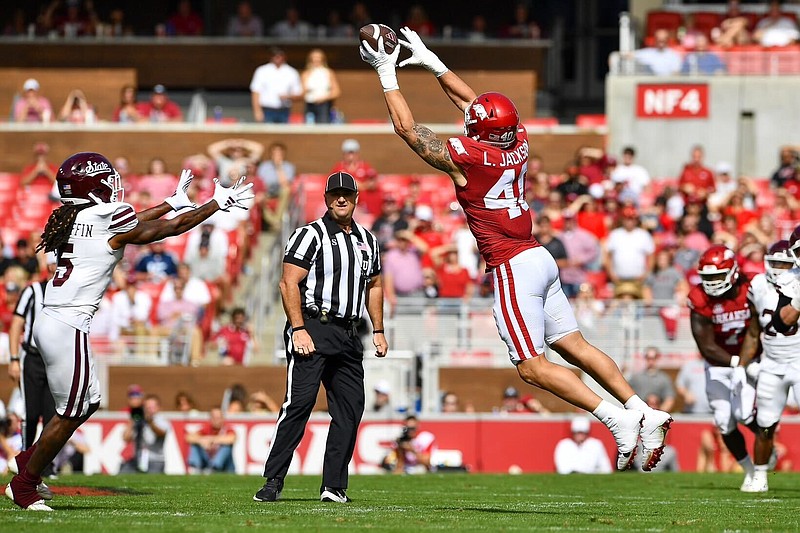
[[253, 477, 283, 502]]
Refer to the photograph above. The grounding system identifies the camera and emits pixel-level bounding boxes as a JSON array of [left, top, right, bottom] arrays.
[[130, 405, 144, 422]]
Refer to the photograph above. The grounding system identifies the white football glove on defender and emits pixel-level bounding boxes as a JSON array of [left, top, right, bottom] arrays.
[[745, 361, 761, 381], [360, 35, 401, 92], [776, 269, 800, 310], [165, 169, 197, 211], [398, 26, 449, 77], [212, 176, 254, 212], [731, 365, 747, 393]]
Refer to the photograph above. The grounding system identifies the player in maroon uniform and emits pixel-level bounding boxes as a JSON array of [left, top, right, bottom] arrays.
[[360, 27, 672, 471], [688, 244, 759, 490]]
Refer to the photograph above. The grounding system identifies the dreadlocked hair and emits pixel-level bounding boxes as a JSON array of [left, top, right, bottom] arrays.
[[37, 204, 90, 253]]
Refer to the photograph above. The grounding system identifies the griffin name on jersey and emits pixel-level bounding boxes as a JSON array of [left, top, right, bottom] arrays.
[[43, 202, 138, 331]]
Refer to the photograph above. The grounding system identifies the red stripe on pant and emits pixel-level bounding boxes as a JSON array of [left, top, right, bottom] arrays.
[[503, 262, 538, 358], [497, 263, 528, 360]]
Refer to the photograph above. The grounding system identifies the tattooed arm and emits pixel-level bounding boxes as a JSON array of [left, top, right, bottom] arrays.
[[383, 90, 467, 187]]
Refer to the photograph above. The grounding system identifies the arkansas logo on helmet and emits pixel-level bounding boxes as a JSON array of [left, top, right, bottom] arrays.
[[697, 244, 739, 297], [464, 92, 520, 148], [57, 152, 123, 205]]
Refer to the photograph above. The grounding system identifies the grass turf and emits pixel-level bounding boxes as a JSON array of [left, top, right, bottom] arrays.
[[3, 472, 799, 532]]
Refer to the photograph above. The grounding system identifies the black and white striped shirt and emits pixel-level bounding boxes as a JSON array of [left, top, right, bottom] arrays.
[[284, 212, 381, 320], [13, 281, 47, 356]]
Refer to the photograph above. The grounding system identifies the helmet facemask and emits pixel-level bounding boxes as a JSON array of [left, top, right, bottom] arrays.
[[698, 265, 738, 297]]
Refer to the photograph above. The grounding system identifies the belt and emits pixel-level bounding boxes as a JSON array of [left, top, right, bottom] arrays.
[[303, 307, 360, 332]]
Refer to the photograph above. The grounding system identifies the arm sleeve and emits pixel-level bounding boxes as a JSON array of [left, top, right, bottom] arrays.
[[772, 293, 795, 334], [109, 203, 139, 235]]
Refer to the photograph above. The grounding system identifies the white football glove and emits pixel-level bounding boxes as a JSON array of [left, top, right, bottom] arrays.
[[745, 361, 761, 381], [731, 365, 747, 393], [212, 176, 254, 212], [776, 269, 800, 309], [360, 35, 401, 92], [165, 168, 197, 211], [397, 26, 449, 77]]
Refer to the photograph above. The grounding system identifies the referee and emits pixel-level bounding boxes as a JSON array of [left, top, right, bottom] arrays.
[[254, 171, 388, 504], [8, 256, 57, 455]]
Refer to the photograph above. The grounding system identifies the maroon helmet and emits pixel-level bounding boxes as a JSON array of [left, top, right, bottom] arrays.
[[789, 224, 800, 264], [57, 152, 122, 205], [697, 244, 739, 296], [765, 240, 795, 285], [464, 92, 520, 148]]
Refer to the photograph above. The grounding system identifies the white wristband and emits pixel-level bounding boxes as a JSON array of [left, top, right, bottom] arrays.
[[791, 295, 800, 311], [429, 59, 449, 78], [730, 356, 740, 368], [380, 74, 399, 92]]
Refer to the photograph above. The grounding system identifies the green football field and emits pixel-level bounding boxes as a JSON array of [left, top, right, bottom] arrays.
[[2, 472, 798, 532]]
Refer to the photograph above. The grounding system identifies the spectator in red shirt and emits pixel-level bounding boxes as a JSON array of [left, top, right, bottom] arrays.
[[168, 0, 204, 36], [139, 85, 184, 123], [186, 407, 236, 473], [411, 205, 446, 269], [330, 139, 377, 182], [213, 307, 253, 365], [678, 145, 715, 200], [432, 246, 474, 300], [20, 142, 58, 187]]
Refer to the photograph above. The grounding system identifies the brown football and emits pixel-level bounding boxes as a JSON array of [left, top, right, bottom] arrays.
[[359, 23, 398, 54]]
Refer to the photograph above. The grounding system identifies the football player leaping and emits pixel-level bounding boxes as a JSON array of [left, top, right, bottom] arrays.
[[360, 26, 672, 472], [688, 244, 760, 491], [739, 234, 800, 492], [5, 152, 253, 510]]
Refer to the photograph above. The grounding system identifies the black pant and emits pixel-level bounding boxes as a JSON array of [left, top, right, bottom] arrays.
[[21, 350, 56, 450], [263, 317, 365, 490]]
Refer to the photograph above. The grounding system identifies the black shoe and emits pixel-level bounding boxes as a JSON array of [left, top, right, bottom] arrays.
[[253, 478, 283, 502], [320, 487, 350, 503]]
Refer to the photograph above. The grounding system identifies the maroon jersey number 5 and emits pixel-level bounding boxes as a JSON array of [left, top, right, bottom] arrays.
[[53, 243, 75, 287]]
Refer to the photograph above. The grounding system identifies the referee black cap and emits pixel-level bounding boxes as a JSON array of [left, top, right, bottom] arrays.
[[325, 171, 358, 193]]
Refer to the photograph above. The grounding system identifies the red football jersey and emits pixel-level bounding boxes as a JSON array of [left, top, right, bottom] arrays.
[[446, 128, 540, 269], [687, 277, 752, 360]]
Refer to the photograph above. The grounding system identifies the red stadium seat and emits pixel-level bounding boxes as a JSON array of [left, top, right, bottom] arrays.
[[584, 271, 613, 299], [691, 12, 722, 38], [575, 114, 607, 128], [163, 233, 189, 261], [296, 174, 328, 222], [645, 11, 683, 39], [0, 173, 20, 191], [378, 174, 412, 198], [522, 117, 559, 129]]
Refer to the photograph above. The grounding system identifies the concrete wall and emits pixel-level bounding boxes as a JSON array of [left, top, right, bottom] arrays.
[[606, 75, 800, 178]]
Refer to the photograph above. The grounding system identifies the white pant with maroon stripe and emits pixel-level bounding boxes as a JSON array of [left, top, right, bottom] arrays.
[[33, 310, 101, 418], [492, 246, 579, 363]]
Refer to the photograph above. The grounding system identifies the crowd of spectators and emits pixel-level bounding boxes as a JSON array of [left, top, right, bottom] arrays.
[[3, 2, 547, 41], [630, 1, 800, 76]]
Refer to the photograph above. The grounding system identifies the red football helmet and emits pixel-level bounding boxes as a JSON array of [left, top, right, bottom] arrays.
[[463, 92, 520, 148], [697, 244, 739, 296], [765, 239, 795, 284], [57, 152, 123, 205]]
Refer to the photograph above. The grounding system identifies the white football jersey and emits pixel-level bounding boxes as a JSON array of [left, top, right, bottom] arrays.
[[747, 273, 800, 373], [43, 202, 138, 331]]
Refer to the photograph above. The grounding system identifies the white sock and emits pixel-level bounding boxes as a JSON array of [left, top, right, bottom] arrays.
[[739, 456, 755, 475], [592, 400, 619, 422], [753, 465, 768, 482], [624, 395, 649, 412]]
